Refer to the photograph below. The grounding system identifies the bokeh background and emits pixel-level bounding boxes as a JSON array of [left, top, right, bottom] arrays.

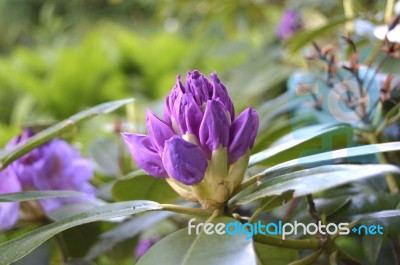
[[1, 1, 399, 264], [0, 0, 385, 146]]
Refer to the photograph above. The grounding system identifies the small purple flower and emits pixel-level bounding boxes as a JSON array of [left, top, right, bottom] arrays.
[[7, 129, 95, 213], [134, 237, 160, 260], [0, 167, 22, 230], [276, 9, 303, 40], [122, 70, 259, 209]]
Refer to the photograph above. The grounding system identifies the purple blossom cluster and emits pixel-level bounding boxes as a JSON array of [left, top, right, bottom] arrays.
[[122, 70, 258, 209], [0, 129, 95, 230], [123, 70, 258, 185]]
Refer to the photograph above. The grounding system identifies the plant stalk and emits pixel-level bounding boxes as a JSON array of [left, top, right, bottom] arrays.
[[160, 204, 212, 217]]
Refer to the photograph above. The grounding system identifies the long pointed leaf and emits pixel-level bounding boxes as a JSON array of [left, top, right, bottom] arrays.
[[0, 191, 84, 202], [249, 124, 352, 167], [236, 164, 400, 205], [256, 142, 400, 179], [0, 200, 160, 265]]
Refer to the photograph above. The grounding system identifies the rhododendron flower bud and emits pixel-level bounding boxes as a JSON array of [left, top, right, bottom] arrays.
[[122, 70, 259, 210]]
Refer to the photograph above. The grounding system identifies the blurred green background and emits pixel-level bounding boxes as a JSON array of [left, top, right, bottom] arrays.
[[0, 0, 386, 147], [2, 1, 399, 265]]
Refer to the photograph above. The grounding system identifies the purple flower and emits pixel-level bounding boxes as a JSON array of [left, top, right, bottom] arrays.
[[7, 129, 95, 213], [6, 129, 42, 187], [276, 9, 303, 40], [0, 167, 22, 230], [135, 237, 160, 260], [122, 70, 259, 209]]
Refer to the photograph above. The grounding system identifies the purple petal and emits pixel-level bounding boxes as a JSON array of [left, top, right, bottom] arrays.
[[0, 167, 21, 230], [11, 153, 44, 187], [199, 100, 230, 159], [40, 140, 73, 178], [172, 92, 203, 136], [185, 70, 212, 105], [164, 75, 184, 125], [28, 139, 95, 212], [162, 136, 207, 185], [146, 110, 175, 153], [122, 133, 167, 178], [43, 159, 96, 211], [228, 107, 259, 164], [210, 72, 235, 121]]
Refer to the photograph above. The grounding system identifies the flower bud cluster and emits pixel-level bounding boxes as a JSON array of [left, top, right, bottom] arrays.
[[122, 70, 258, 210]]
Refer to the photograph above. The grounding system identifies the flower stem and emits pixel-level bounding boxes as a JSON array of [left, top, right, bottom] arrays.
[[343, 0, 354, 33], [160, 204, 212, 217], [385, 0, 396, 23], [247, 207, 263, 224], [205, 206, 224, 223]]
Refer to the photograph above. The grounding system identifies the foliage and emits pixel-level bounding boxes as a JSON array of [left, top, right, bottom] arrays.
[[0, 1, 400, 265]]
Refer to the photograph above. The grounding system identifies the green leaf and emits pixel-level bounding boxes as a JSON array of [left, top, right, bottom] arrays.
[[249, 124, 353, 167], [315, 196, 352, 217], [0, 98, 134, 169], [137, 217, 257, 265], [257, 141, 400, 178], [351, 209, 400, 222], [380, 101, 400, 126], [236, 164, 400, 205], [0, 190, 84, 202], [335, 237, 364, 263], [259, 190, 294, 212], [362, 234, 383, 265], [254, 243, 298, 265], [0, 200, 161, 264], [46, 200, 106, 220], [85, 211, 173, 259], [112, 174, 179, 203], [351, 210, 400, 234], [13, 241, 52, 265], [328, 192, 400, 222]]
